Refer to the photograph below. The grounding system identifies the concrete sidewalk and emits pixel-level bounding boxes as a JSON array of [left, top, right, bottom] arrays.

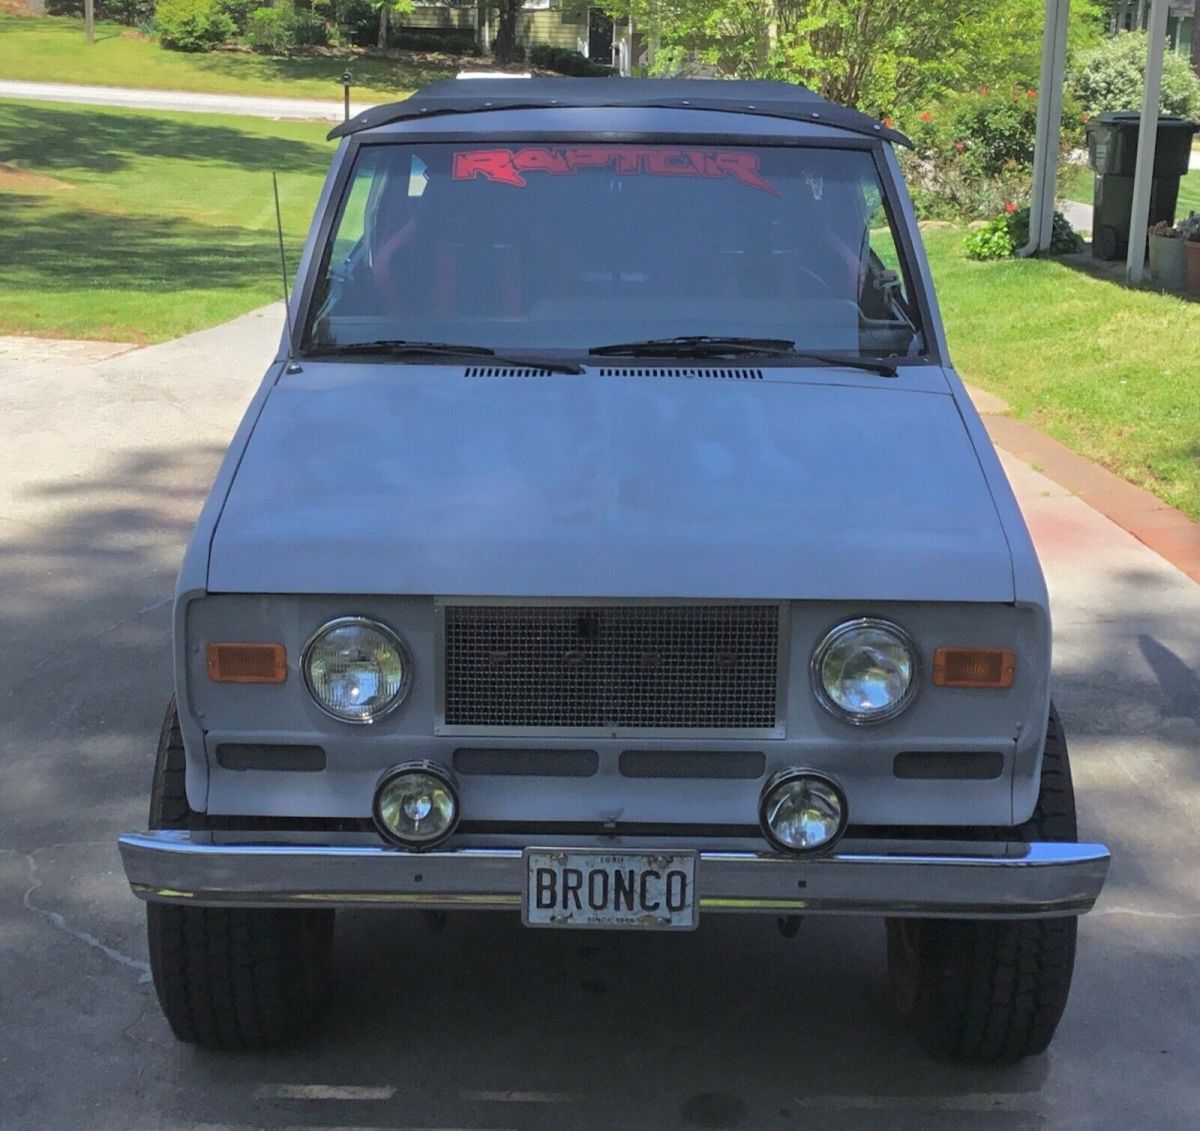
[[966, 383, 1200, 586], [0, 78, 372, 121], [1061, 197, 1093, 234]]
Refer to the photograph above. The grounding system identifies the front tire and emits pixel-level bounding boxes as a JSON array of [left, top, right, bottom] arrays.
[[886, 705, 1079, 1063], [145, 700, 335, 1048]]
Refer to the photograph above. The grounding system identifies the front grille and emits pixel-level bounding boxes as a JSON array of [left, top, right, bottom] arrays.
[[440, 603, 782, 733]]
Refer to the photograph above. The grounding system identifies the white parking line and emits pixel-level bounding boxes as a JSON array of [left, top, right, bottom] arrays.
[[460, 1090, 578, 1103], [255, 1084, 396, 1100]]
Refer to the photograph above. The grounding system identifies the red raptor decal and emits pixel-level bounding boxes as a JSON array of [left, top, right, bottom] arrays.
[[452, 146, 780, 195]]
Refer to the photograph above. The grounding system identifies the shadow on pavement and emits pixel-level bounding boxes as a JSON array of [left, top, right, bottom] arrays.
[[0, 439, 1196, 1130]]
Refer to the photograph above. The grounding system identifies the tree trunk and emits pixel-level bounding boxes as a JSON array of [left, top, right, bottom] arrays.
[[494, 0, 520, 62], [756, 0, 778, 74], [1191, 2, 1200, 78], [377, 3, 389, 50]]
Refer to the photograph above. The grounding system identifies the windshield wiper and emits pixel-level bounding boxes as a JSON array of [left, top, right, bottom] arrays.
[[588, 336, 898, 377], [311, 339, 495, 358], [590, 335, 795, 357], [306, 340, 582, 374]]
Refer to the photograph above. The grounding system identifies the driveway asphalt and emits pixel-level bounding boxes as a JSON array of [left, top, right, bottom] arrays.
[[0, 79, 366, 121], [1, 310, 1198, 1131]]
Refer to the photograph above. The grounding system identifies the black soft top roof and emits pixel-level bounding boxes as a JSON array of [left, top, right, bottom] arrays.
[[328, 77, 911, 147]]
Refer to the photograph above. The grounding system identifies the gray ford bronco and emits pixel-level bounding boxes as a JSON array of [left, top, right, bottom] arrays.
[[119, 77, 1109, 1062]]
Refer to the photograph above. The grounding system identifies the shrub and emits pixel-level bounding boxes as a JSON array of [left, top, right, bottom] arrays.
[[245, 2, 295, 53], [1008, 207, 1084, 255], [964, 206, 1083, 261], [1070, 31, 1200, 121], [293, 10, 328, 46], [391, 26, 477, 54], [333, 0, 375, 46], [47, 0, 154, 25], [900, 87, 1078, 222], [528, 43, 612, 77], [945, 88, 1041, 177], [155, 0, 234, 51], [963, 215, 1016, 260], [218, 0, 259, 34]]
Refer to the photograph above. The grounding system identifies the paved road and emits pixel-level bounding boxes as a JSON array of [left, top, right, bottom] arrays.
[[1060, 198, 1093, 234], [1, 312, 1198, 1130], [0, 79, 370, 121]]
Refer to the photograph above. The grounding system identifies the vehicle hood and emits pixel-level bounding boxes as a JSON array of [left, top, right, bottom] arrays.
[[207, 365, 1014, 601]]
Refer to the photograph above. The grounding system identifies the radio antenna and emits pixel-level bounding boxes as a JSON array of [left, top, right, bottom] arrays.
[[272, 172, 300, 373]]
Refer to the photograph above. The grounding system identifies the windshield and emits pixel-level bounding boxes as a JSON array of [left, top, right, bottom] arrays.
[[304, 141, 924, 358]]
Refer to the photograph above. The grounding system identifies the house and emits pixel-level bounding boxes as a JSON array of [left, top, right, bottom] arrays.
[[1113, 1, 1199, 67], [395, 1, 642, 72]]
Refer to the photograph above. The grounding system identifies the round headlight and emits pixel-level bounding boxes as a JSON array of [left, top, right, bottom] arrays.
[[303, 616, 411, 724], [811, 618, 918, 725], [759, 769, 847, 853], [373, 762, 459, 849]]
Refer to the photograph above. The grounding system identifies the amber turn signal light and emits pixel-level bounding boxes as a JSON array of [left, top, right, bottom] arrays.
[[932, 647, 1015, 688], [206, 643, 287, 683]]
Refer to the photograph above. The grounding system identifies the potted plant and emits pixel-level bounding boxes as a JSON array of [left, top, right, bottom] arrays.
[[1148, 219, 1189, 290], [1183, 214, 1200, 296]]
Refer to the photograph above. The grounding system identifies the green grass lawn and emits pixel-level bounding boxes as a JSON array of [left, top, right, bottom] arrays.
[[0, 98, 332, 341], [0, 13, 455, 105], [925, 226, 1200, 520]]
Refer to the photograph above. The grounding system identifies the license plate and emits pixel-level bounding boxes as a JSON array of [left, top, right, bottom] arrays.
[[522, 850, 698, 930]]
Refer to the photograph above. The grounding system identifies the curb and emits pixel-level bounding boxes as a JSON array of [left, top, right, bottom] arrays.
[[965, 383, 1200, 586]]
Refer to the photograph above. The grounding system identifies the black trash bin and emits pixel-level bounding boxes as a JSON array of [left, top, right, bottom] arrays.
[[1085, 112, 1198, 260]]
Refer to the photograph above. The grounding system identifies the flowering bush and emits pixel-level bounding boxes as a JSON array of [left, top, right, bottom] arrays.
[[898, 87, 1078, 221], [1070, 31, 1200, 120]]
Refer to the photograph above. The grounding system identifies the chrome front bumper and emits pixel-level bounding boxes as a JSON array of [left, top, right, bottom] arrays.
[[118, 831, 1110, 919]]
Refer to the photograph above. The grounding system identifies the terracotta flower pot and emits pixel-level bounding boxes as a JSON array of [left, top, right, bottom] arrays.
[[1187, 239, 1200, 296], [1149, 233, 1188, 290]]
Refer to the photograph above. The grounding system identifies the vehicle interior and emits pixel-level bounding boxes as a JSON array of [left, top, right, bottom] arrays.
[[306, 142, 923, 357]]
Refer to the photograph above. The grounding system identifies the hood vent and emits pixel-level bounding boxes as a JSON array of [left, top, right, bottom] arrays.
[[464, 365, 556, 378], [464, 365, 764, 380], [598, 366, 763, 381]]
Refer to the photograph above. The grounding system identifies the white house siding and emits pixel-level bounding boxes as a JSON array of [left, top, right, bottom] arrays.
[[520, 8, 586, 49], [396, 7, 476, 31], [397, 1, 589, 51]]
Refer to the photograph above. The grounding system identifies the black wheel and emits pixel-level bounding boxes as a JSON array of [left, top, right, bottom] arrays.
[[886, 704, 1079, 1063], [145, 700, 335, 1049]]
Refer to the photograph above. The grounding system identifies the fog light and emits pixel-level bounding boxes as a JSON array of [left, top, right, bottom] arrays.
[[759, 769, 847, 853], [373, 762, 459, 850]]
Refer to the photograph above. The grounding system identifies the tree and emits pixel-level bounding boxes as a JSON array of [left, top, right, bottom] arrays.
[[493, 0, 521, 62], [602, 0, 1103, 115], [373, 0, 413, 50]]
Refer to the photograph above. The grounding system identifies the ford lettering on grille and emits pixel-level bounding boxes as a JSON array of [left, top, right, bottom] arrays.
[[438, 602, 783, 735]]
